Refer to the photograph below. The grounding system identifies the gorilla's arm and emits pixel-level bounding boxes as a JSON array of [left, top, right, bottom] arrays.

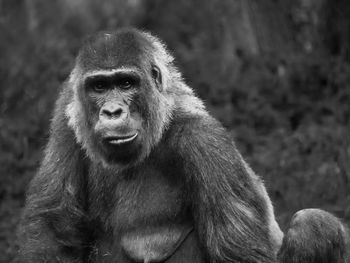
[[278, 209, 350, 263], [173, 115, 276, 263], [18, 89, 88, 262]]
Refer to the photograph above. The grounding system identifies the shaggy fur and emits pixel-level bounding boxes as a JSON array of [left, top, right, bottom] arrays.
[[278, 209, 350, 263]]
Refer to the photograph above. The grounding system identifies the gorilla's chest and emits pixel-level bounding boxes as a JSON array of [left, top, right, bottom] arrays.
[[89, 165, 192, 262], [113, 167, 186, 227]]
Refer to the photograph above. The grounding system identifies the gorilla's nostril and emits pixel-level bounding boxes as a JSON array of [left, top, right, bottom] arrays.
[[102, 109, 112, 117]]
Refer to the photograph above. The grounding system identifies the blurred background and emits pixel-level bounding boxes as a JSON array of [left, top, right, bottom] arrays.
[[1, 0, 350, 261]]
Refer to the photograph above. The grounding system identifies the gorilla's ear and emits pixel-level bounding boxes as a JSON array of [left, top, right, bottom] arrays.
[[152, 65, 163, 92]]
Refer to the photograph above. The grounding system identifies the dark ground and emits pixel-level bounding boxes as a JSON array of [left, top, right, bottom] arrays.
[[1, 0, 350, 262]]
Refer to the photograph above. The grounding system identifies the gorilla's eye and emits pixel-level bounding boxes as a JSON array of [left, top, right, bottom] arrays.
[[90, 80, 108, 93], [119, 77, 134, 90]]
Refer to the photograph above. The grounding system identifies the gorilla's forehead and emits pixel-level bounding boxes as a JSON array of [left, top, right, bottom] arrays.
[[78, 29, 154, 71]]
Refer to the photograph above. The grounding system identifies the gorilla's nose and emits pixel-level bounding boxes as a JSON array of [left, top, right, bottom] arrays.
[[100, 102, 128, 120], [102, 106, 123, 119], [99, 103, 129, 129]]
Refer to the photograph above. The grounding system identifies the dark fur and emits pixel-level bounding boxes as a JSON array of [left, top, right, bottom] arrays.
[[18, 88, 89, 262], [278, 209, 350, 263]]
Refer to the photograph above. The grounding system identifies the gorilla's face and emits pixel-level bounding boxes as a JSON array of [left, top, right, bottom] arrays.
[[81, 69, 146, 164], [68, 30, 172, 167]]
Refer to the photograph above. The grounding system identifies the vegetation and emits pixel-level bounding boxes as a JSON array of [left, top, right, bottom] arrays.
[[0, 0, 349, 262]]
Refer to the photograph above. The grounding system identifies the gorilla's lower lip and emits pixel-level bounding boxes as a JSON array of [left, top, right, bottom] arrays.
[[105, 133, 138, 145]]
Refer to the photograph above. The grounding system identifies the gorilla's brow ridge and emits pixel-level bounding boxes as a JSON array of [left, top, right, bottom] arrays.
[[84, 67, 140, 78]]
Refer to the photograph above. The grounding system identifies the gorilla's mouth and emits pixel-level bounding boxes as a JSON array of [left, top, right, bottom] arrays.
[[104, 133, 138, 145]]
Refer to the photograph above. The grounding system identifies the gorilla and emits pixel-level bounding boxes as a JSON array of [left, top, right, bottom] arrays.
[[18, 28, 349, 263]]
